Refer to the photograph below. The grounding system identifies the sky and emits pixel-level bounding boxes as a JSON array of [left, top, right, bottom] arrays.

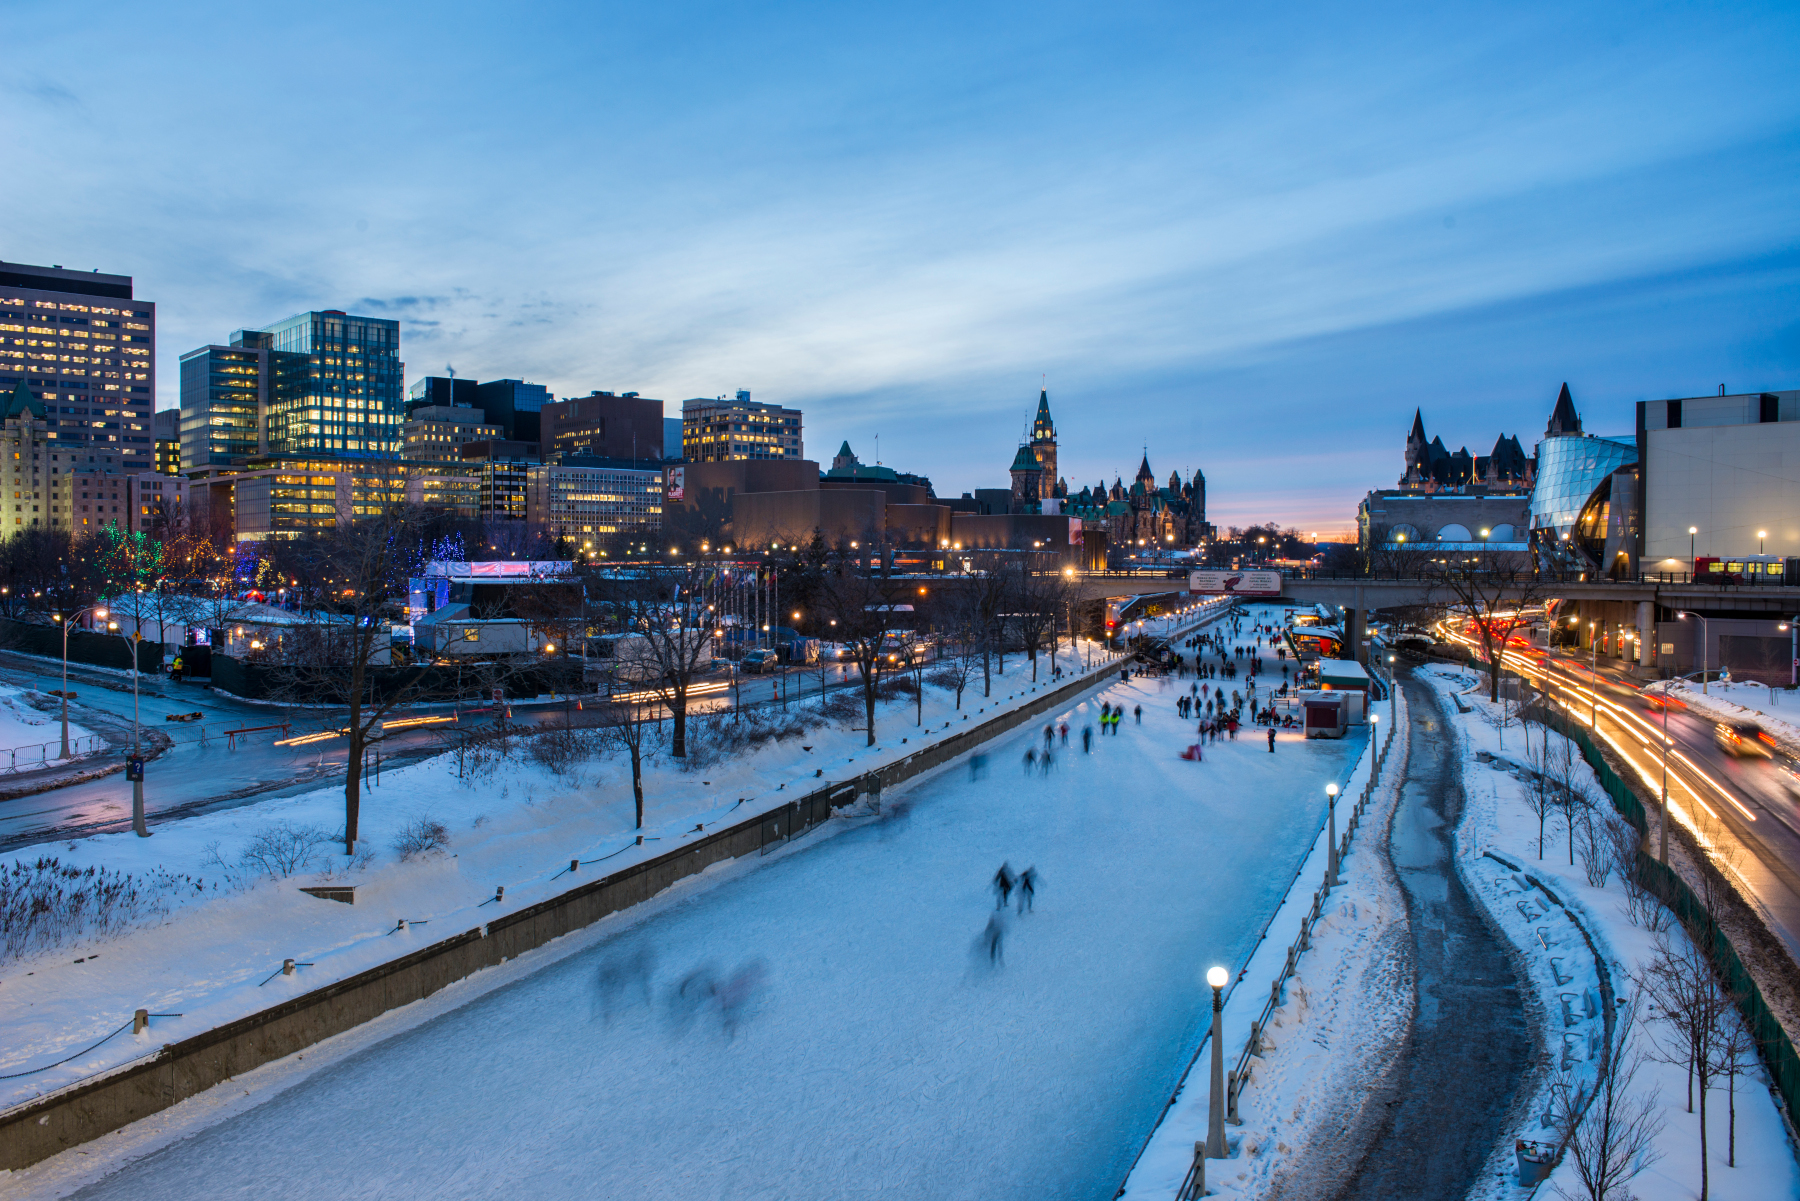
[[4, 0, 1797, 535]]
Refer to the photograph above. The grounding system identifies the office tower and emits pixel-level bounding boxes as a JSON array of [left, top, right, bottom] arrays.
[[152, 408, 180, 475], [404, 405, 501, 462], [526, 459, 663, 553], [257, 311, 404, 457], [407, 376, 479, 415], [474, 378, 552, 442], [663, 417, 682, 460], [680, 390, 802, 462], [543, 391, 663, 461], [0, 260, 156, 469], [178, 335, 277, 470]]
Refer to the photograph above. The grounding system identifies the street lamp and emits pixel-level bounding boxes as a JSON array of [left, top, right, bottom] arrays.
[[55, 604, 108, 758], [1588, 621, 1598, 728], [1759, 530, 1768, 555], [1206, 964, 1229, 1157], [1679, 610, 1710, 695], [1326, 781, 1340, 887], [1689, 526, 1698, 573]]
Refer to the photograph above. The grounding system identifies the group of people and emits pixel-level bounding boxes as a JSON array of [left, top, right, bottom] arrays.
[[980, 862, 1039, 965]]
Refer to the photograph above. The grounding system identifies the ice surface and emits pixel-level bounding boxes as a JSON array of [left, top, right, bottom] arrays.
[[59, 665, 1362, 1199]]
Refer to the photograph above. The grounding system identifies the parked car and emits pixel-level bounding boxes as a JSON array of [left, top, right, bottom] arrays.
[[740, 648, 779, 674], [1713, 721, 1774, 759]]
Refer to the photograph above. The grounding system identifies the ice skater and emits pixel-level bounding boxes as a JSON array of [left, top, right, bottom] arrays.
[[1267, 726, 1277, 753], [1017, 866, 1037, 913], [1133, 704, 1142, 725], [970, 752, 989, 780], [1023, 747, 1037, 773], [993, 862, 1015, 909], [1082, 725, 1093, 753], [983, 914, 1005, 965]]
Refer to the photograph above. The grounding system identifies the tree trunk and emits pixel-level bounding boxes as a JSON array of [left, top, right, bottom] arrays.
[[671, 694, 688, 757], [344, 666, 365, 854], [863, 665, 877, 747], [1699, 1073, 1709, 1200], [982, 646, 991, 697], [631, 744, 644, 828]]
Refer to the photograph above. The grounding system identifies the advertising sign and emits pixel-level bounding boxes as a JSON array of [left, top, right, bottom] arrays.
[[1188, 569, 1283, 597], [665, 467, 685, 501]]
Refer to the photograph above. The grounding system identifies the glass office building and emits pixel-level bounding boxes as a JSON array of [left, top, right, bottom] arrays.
[[1529, 434, 1636, 538], [260, 311, 404, 458], [178, 345, 265, 469]]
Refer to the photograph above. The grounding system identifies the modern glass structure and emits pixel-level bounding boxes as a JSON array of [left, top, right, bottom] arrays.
[[259, 311, 404, 458], [1529, 434, 1636, 538], [178, 344, 266, 469]]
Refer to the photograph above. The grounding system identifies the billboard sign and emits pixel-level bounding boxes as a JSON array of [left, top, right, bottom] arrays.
[[1189, 569, 1282, 597], [665, 467, 685, 501]]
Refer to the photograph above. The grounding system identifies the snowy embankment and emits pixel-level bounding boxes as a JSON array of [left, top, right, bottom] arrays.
[[1420, 666, 1797, 1201], [1120, 686, 1407, 1200], [0, 606, 1228, 1116], [0, 688, 94, 759], [1644, 678, 1800, 759]]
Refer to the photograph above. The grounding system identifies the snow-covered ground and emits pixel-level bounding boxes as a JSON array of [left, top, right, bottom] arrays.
[[1421, 665, 1798, 1201], [0, 687, 95, 759], [1, 601, 1374, 1200]]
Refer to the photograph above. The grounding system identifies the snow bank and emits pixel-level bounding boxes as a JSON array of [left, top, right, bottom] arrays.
[[1421, 666, 1799, 1201], [0, 688, 94, 758], [1644, 678, 1800, 760]]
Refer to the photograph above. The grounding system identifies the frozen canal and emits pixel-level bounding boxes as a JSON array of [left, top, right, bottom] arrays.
[[67, 665, 1364, 1200]]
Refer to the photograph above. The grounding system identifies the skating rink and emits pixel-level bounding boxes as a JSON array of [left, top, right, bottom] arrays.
[[63, 665, 1363, 1200]]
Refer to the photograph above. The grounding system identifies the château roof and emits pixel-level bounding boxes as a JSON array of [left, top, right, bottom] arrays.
[[1009, 444, 1039, 472], [4, 378, 44, 421]]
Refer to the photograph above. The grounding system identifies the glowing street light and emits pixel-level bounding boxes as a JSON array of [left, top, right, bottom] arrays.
[[1206, 964, 1230, 1158]]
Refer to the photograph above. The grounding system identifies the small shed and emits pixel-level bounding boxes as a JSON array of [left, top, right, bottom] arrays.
[[1315, 659, 1370, 692]]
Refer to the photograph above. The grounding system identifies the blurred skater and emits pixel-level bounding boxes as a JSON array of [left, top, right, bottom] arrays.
[[993, 862, 1015, 909], [984, 914, 1005, 964], [1017, 866, 1037, 913]]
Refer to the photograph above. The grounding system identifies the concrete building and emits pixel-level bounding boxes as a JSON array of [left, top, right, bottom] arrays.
[[0, 261, 155, 470], [543, 391, 664, 461], [1636, 388, 1800, 568], [526, 458, 663, 554], [663, 417, 682, 460], [1, 379, 51, 536], [405, 376, 478, 415], [60, 463, 187, 538], [680, 391, 802, 462], [402, 405, 501, 462]]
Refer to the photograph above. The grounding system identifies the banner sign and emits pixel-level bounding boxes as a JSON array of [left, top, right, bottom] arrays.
[[1188, 569, 1282, 596], [665, 467, 685, 501]]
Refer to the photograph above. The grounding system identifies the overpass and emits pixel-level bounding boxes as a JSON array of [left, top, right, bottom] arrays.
[[1069, 571, 1800, 668]]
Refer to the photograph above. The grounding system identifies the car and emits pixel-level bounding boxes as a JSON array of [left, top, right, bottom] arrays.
[[1641, 690, 1686, 713], [1713, 721, 1774, 759], [739, 648, 778, 674]]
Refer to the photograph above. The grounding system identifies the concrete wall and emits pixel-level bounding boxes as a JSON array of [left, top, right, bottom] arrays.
[[950, 513, 1085, 556], [732, 488, 884, 548], [1643, 420, 1800, 564], [884, 503, 951, 547], [0, 636, 1175, 1170]]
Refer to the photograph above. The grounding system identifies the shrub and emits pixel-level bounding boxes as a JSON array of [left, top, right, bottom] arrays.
[[392, 816, 452, 861], [240, 821, 336, 878], [0, 857, 205, 963], [529, 727, 594, 777]]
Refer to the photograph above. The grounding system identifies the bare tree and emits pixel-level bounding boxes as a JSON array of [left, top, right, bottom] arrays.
[[1524, 735, 1557, 860], [1424, 546, 1549, 703], [1548, 997, 1664, 1201], [590, 561, 717, 759], [1637, 930, 1732, 1200], [1712, 997, 1755, 1170], [1010, 554, 1062, 683], [597, 694, 661, 829], [820, 560, 907, 747], [934, 586, 984, 710]]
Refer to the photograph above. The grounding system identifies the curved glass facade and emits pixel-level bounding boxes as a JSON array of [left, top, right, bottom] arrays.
[[1530, 435, 1636, 536]]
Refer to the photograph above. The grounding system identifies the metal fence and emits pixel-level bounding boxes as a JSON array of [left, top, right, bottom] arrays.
[[1536, 707, 1800, 1126], [0, 736, 106, 774]]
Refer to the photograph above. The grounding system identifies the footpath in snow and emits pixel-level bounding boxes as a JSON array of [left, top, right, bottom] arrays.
[[4, 602, 1369, 1199], [1419, 664, 1798, 1201]]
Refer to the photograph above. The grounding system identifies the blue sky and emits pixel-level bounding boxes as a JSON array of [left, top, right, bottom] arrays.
[[5, 0, 1797, 533]]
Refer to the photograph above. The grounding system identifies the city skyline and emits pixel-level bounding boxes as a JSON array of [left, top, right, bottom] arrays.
[[5, 0, 1797, 532]]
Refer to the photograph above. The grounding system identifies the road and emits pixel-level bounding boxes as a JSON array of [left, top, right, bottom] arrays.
[[1438, 629, 1800, 963]]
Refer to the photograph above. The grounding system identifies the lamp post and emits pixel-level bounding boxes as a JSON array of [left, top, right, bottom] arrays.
[[1680, 610, 1710, 694], [1759, 530, 1767, 555], [1689, 526, 1697, 576], [1206, 964, 1229, 1157], [1588, 621, 1597, 728], [1659, 689, 1670, 864], [121, 621, 150, 838], [1326, 781, 1340, 887], [55, 604, 108, 758], [1388, 653, 1397, 724]]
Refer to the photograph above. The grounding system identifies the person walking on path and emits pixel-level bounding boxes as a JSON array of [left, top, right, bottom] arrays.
[[1017, 867, 1037, 913], [993, 863, 1015, 909]]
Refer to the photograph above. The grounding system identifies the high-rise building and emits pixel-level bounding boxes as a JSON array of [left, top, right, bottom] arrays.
[[403, 405, 501, 462], [0, 260, 156, 469], [406, 375, 479, 415], [153, 409, 180, 475], [544, 391, 663, 461], [680, 390, 802, 462], [474, 378, 552, 443], [663, 417, 683, 460], [178, 337, 275, 470], [258, 311, 404, 457]]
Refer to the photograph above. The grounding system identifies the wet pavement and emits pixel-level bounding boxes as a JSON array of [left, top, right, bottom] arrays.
[[1328, 668, 1534, 1201]]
